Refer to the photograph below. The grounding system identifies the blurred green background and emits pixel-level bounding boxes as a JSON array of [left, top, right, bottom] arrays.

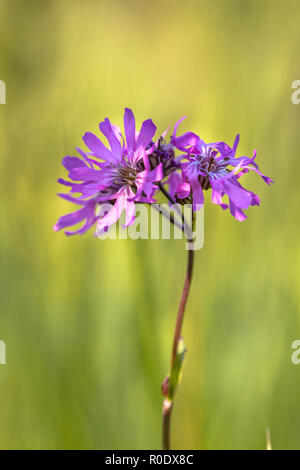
[[0, 0, 299, 450]]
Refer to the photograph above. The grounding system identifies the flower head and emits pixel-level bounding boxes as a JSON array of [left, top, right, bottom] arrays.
[[54, 108, 163, 235], [170, 118, 273, 220], [147, 133, 179, 177]]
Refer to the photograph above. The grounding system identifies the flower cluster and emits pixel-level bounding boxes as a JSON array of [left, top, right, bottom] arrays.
[[54, 109, 273, 235]]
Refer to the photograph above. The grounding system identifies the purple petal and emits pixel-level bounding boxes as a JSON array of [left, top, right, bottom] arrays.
[[124, 108, 136, 151], [69, 167, 102, 182], [134, 194, 156, 203], [174, 132, 200, 151], [123, 187, 136, 228], [54, 198, 98, 235], [141, 163, 164, 183], [99, 118, 122, 160], [124, 202, 135, 227], [191, 178, 204, 211], [230, 176, 261, 207], [214, 135, 239, 158], [229, 200, 247, 221], [136, 119, 157, 150], [221, 180, 253, 209], [57, 193, 86, 205], [65, 216, 98, 236], [236, 160, 274, 185], [97, 188, 127, 232], [54, 207, 89, 231], [58, 178, 72, 186], [110, 123, 122, 140], [133, 164, 163, 202], [172, 117, 200, 151], [168, 173, 181, 200], [58, 179, 103, 197], [75, 147, 94, 168], [177, 182, 191, 199], [251, 193, 260, 206], [231, 134, 240, 157], [211, 187, 228, 210], [62, 156, 87, 171], [82, 132, 116, 162], [167, 173, 190, 200]]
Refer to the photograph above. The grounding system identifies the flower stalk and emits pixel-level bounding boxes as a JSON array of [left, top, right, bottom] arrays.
[[162, 212, 195, 450]]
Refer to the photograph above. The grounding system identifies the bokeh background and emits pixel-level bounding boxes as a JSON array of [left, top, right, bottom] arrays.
[[0, 0, 299, 450]]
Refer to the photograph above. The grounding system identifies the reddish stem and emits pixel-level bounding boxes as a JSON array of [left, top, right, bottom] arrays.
[[162, 241, 195, 450]]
